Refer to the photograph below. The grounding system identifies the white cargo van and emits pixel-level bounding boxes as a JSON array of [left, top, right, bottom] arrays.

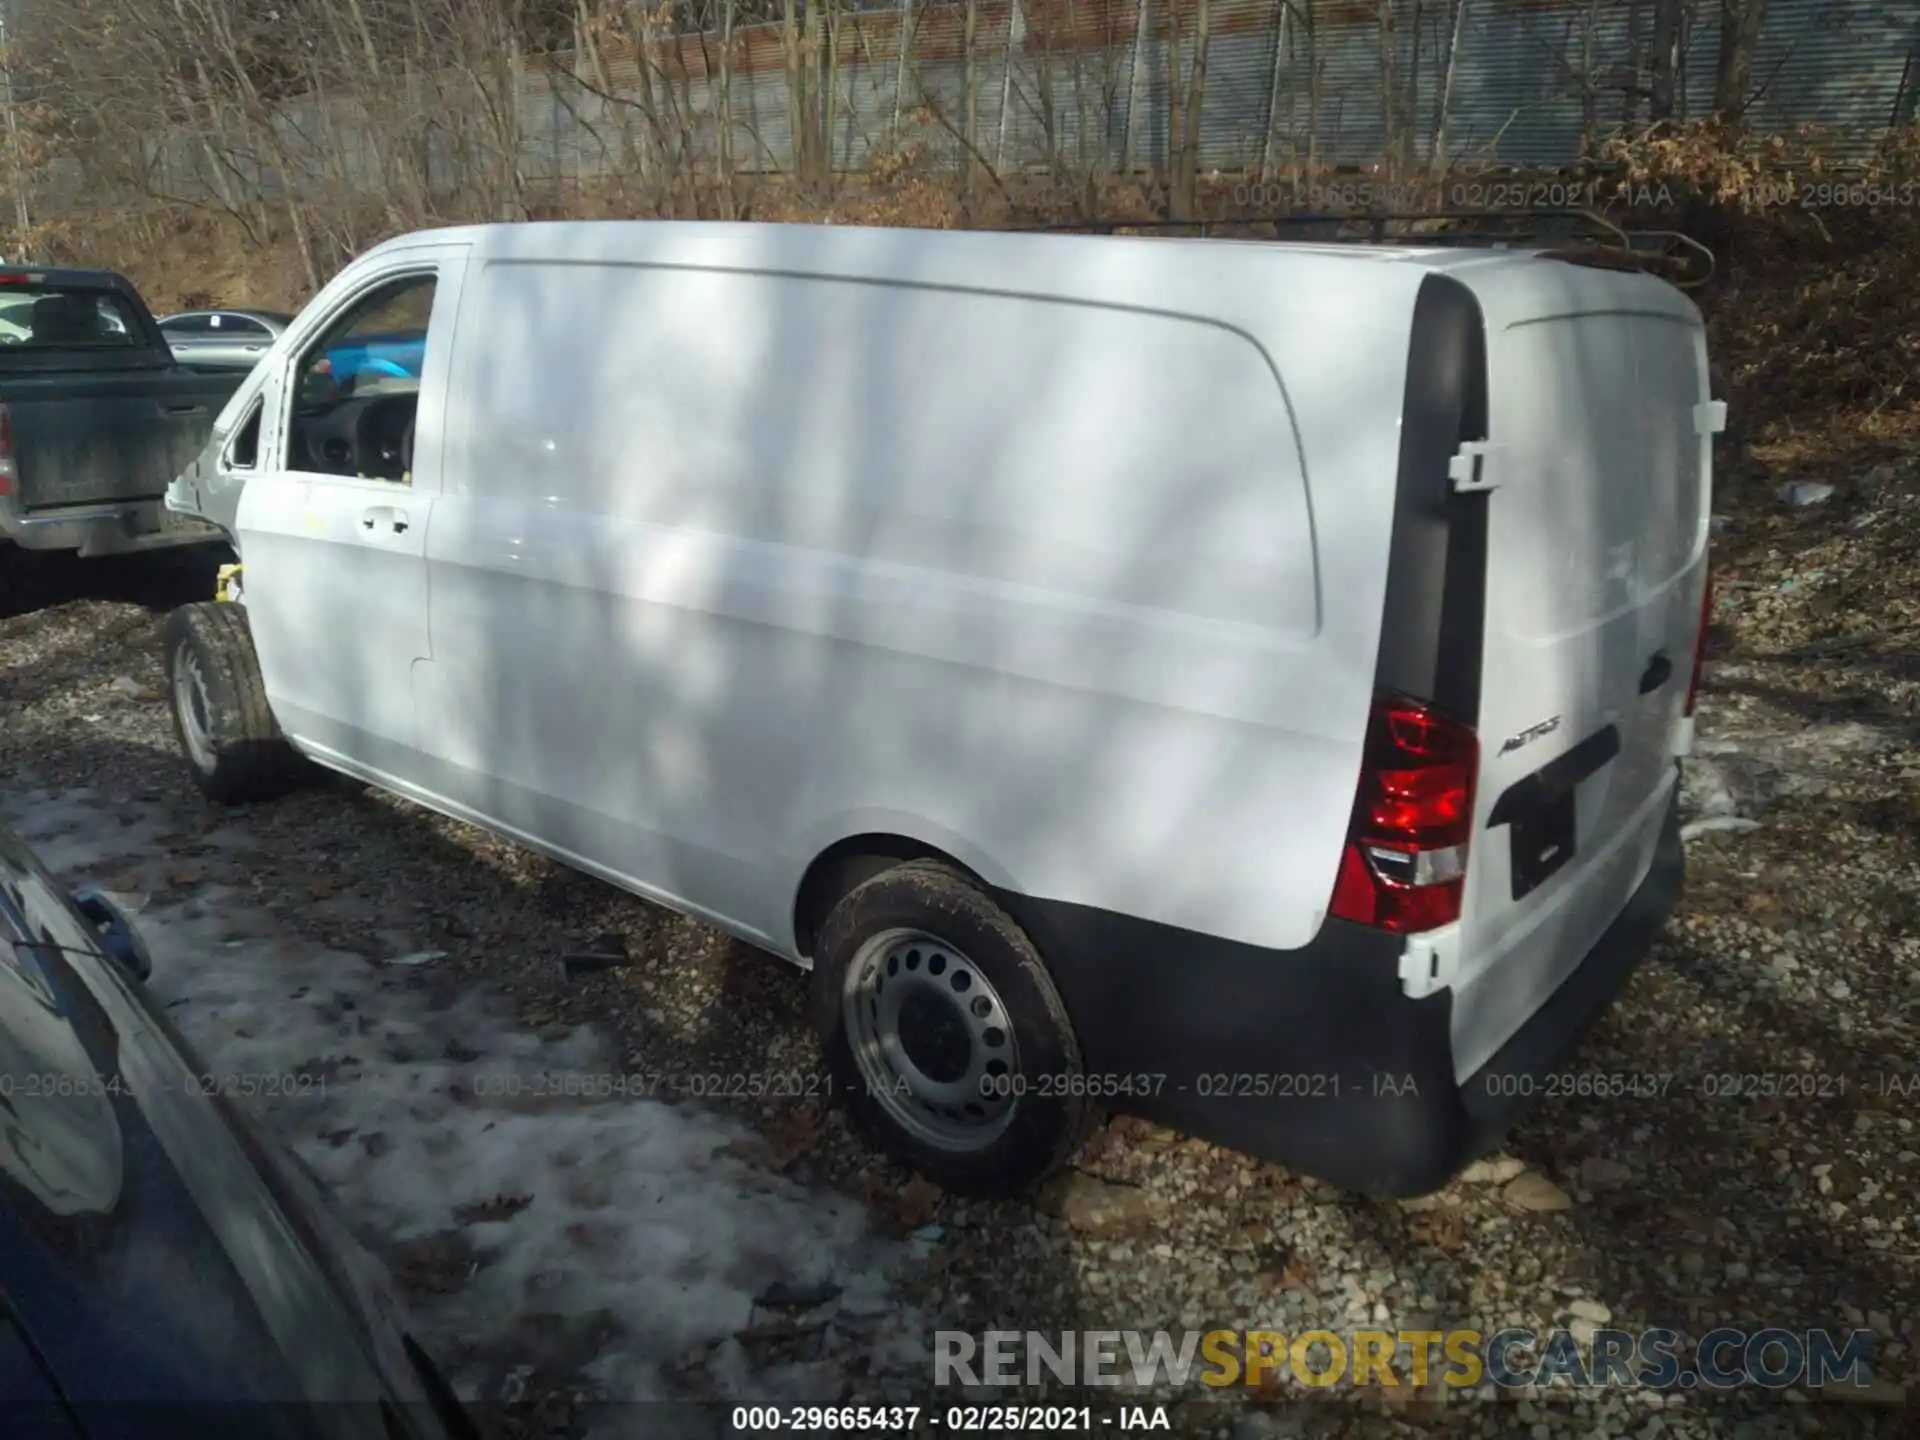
[[161, 221, 1715, 1197]]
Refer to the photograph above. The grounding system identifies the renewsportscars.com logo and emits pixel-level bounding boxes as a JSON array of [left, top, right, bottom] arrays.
[[935, 1327, 1879, 1393]]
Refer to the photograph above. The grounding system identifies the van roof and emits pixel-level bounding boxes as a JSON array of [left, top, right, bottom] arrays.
[[368, 220, 1553, 275], [358, 220, 1700, 332]]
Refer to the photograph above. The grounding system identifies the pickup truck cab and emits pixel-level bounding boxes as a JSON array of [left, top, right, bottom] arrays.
[[0, 267, 242, 560], [160, 221, 1715, 1199]]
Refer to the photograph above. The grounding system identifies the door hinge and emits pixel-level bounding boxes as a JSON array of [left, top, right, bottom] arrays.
[[1694, 399, 1728, 436], [1399, 925, 1460, 999], [1448, 440, 1500, 493]]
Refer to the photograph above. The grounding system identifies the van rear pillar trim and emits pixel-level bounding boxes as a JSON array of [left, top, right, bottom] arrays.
[[1373, 273, 1491, 724]]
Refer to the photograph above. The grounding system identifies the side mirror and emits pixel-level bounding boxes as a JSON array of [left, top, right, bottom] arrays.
[[71, 887, 153, 983]]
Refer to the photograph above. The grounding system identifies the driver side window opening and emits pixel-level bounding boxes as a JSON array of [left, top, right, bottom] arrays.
[[288, 271, 436, 486]]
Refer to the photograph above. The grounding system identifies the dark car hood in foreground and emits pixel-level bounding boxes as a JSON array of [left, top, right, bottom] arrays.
[[0, 824, 467, 1440]]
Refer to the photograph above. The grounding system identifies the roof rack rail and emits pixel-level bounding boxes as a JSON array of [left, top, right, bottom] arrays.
[[1014, 209, 1716, 289]]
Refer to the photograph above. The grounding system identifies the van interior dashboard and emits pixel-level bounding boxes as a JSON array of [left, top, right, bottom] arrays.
[[291, 382, 417, 483]]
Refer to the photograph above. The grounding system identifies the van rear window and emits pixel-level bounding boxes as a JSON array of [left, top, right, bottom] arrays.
[[0, 285, 144, 351]]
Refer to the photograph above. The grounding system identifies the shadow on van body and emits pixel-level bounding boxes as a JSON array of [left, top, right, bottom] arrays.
[[9, 234, 1904, 1424]]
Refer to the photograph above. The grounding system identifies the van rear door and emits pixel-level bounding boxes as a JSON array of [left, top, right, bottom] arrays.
[[1446, 262, 1713, 1081]]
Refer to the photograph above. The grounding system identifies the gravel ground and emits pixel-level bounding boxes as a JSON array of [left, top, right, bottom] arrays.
[[1, 462, 1915, 1440]]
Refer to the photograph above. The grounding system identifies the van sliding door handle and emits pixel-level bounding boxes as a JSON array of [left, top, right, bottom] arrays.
[[1639, 653, 1674, 694], [161, 402, 207, 416]]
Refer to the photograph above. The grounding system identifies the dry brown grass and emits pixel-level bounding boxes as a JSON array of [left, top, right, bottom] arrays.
[[22, 164, 1183, 316]]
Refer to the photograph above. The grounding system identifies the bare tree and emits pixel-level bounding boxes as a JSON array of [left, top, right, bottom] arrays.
[[996, 0, 1025, 172], [1649, 0, 1684, 124], [1714, 0, 1768, 122], [0, 0, 1813, 280], [1170, 0, 1210, 218], [1376, 0, 1403, 178], [890, 0, 916, 145], [1258, 0, 1319, 192], [1120, 0, 1149, 173], [964, 0, 981, 184], [718, 0, 739, 214], [1429, 0, 1468, 179]]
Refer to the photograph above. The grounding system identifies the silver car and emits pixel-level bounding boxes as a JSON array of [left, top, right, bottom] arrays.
[[158, 307, 294, 370]]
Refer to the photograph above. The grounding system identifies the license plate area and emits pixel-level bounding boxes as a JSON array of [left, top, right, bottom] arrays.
[[1486, 724, 1623, 902], [1508, 789, 1576, 900]]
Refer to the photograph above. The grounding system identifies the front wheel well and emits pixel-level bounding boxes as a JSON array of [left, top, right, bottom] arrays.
[[791, 834, 974, 959]]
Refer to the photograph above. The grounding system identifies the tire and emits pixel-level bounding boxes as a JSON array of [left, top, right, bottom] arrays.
[[162, 601, 309, 804], [811, 859, 1099, 1196], [0, 539, 35, 599]]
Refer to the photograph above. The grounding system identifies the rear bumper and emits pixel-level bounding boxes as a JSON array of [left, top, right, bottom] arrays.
[[1001, 790, 1685, 1197], [0, 493, 224, 555]]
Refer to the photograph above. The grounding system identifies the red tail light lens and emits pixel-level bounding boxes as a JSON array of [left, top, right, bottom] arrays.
[[0, 404, 15, 496], [1328, 693, 1480, 934], [1683, 566, 1713, 718]]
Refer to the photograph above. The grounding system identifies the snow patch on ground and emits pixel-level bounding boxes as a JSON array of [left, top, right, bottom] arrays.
[[3, 786, 923, 1420], [1681, 681, 1905, 830]]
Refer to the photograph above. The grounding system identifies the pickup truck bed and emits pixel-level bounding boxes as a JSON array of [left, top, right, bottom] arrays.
[[0, 267, 244, 557]]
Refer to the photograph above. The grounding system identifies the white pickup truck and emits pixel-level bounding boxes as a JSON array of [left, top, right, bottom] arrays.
[[160, 220, 1713, 1198]]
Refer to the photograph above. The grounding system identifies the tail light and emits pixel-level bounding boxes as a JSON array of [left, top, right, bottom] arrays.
[[1683, 565, 1713, 718], [0, 403, 14, 496], [1328, 693, 1480, 934]]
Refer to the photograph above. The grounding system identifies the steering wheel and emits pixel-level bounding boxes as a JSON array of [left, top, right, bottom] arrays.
[[348, 395, 421, 481]]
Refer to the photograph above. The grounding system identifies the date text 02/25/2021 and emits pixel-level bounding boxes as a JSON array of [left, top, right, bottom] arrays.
[[728, 1404, 1170, 1433]]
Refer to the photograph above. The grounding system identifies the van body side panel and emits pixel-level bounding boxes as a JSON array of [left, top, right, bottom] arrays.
[[417, 249, 1415, 952]]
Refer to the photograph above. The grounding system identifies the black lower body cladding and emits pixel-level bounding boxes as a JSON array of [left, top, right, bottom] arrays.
[[996, 791, 1684, 1198]]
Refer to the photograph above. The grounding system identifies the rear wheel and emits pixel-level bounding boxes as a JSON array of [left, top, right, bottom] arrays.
[[163, 601, 309, 804], [811, 860, 1098, 1196]]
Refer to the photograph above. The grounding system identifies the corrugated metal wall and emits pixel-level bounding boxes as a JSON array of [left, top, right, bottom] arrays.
[[56, 0, 1920, 214]]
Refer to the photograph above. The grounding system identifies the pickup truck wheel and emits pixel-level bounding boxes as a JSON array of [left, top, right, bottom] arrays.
[[811, 860, 1099, 1196], [162, 602, 307, 804]]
